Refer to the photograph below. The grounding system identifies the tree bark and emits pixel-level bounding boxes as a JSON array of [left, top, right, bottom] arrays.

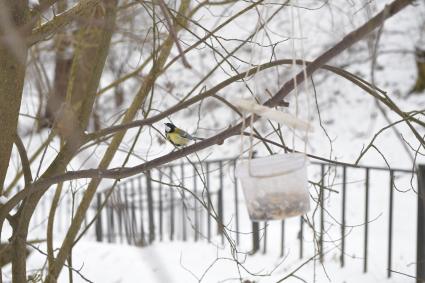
[[10, 0, 117, 282], [41, 0, 72, 129], [42, 57, 73, 128], [411, 47, 425, 93], [0, 2, 30, 281], [0, 0, 29, 195]]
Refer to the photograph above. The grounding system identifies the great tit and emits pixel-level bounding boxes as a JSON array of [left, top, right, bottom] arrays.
[[164, 123, 204, 146]]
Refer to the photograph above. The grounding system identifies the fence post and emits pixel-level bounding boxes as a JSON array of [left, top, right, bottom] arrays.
[[364, 168, 370, 273], [341, 166, 346, 267], [95, 193, 103, 242], [319, 164, 325, 263], [170, 167, 175, 241], [417, 165, 425, 283], [138, 177, 146, 246], [234, 159, 240, 245], [218, 161, 224, 244], [388, 170, 394, 278], [263, 222, 267, 254], [181, 163, 187, 242], [194, 165, 199, 242], [280, 220, 285, 257], [146, 171, 155, 244], [252, 221, 259, 254], [206, 162, 211, 243], [159, 172, 163, 241]]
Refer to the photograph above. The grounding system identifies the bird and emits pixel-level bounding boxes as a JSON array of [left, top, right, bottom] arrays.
[[164, 122, 204, 146]]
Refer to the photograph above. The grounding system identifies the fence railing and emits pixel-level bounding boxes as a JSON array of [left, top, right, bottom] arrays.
[[93, 157, 423, 282]]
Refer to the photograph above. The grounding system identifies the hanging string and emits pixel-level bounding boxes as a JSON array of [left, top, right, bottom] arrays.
[[239, 5, 268, 162], [290, 1, 300, 150], [289, 0, 312, 156], [295, 1, 312, 154]]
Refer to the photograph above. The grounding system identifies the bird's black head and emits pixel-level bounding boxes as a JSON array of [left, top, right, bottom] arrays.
[[164, 123, 176, 133]]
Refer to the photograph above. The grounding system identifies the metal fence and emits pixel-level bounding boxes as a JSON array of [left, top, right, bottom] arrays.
[[93, 157, 423, 282]]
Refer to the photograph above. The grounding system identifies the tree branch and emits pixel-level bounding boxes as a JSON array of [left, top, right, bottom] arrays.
[[13, 133, 32, 187], [84, 58, 389, 142], [27, 0, 101, 46], [0, 0, 414, 219]]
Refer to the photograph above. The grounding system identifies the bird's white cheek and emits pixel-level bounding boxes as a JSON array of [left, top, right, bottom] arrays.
[[165, 126, 170, 132]]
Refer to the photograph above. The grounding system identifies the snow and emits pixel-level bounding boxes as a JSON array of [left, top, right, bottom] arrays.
[[5, 238, 413, 283]]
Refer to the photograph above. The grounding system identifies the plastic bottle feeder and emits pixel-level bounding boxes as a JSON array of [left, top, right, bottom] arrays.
[[236, 153, 310, 221]]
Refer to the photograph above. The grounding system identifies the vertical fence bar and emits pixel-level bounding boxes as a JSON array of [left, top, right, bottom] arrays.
[[159, 171, 163, 241], [280, 220, 285, 257], [170, 166, 175, 241], [299, 217, 303, 259], [123, 184, 132, 244], [341, 166, 347, 267], [320, 164, 325, 263], [418, 165, 425, 283], [106, 191, 115, 243], [252, 221, 260, 254], [95, 193, 103, 242], [138, 177, 146, 246], [109, 198, 116, 243], [130, 179, 138, 244], [199, 164, 204, 238], [206, 162, 211, 243], [123, 183, 133, 245], [263, 223, 267, 254], [364, 168, 370, 273], [181, 163, 187, 241], [146, 171, 155, 244], [388, 170, 394, 278], [117, 186, 124, 243], [194, 165, 199, 242], [218, 161, 224, 244], [234, 160, 240, 245]]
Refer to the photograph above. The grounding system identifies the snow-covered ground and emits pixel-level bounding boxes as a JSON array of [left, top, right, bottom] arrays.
[[5, 237, 414, 283]]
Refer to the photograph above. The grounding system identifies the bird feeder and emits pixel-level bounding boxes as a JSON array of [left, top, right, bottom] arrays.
[[233, 99, 312, 221], [235, 153, 310, 221]]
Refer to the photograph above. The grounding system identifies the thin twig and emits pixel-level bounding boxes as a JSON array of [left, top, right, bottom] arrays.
[[157, 0, 191, 68]]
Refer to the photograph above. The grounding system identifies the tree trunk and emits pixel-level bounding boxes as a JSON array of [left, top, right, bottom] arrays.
[[411, 47, 425, 93], [40, 0, 73, 129], [0, 0, 29, 195], [10, 1, 117, 282], [42, 56, 73, 128], [0, 2, 30, 281]]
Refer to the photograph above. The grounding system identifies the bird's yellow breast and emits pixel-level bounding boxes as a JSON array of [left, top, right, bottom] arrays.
[[166, 132, 190, 146]]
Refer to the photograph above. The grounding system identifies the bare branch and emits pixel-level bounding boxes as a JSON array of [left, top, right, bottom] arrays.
[[7, 0, 411, 194], [27, 0, 102, 46], [157, 0, 191, 68], [13, 133, 32, 187]]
